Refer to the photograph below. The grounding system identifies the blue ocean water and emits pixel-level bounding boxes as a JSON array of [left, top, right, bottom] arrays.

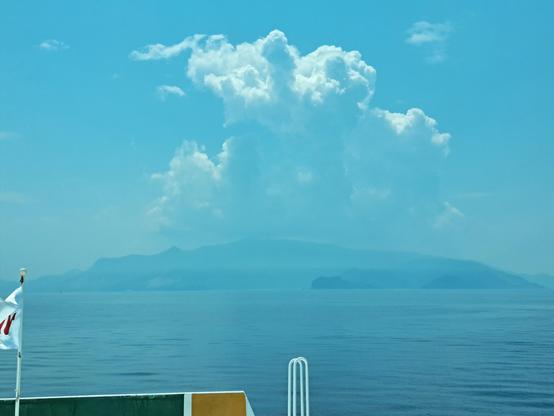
[[1, 290, 553, 415]]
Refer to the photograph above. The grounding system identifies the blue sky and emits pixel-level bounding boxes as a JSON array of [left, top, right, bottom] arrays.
[[0, 0, 553, 278]]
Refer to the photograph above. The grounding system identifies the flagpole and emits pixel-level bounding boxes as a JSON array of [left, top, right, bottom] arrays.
[[14, 268, 25, 416]]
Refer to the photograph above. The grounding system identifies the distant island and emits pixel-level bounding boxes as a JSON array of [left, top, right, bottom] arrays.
[[1, 239, 546, 292]]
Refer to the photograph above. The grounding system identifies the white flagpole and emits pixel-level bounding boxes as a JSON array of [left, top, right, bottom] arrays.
[[14, 267, 26, 416]]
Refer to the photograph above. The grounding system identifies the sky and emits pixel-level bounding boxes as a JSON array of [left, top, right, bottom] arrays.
[[0, 0, 553, 278]]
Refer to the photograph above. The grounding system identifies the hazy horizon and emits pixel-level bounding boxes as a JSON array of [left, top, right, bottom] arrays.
[[5, 238, 551, 284]]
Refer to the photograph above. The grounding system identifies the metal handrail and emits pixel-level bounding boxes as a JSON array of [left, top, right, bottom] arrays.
[[288, 357, 310, 416]]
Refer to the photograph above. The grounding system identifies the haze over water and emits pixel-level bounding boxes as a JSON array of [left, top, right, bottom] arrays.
[[1, 290, 553, 416]]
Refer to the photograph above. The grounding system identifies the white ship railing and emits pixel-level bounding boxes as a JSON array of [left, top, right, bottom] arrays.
[[288, 357, 310, 416]]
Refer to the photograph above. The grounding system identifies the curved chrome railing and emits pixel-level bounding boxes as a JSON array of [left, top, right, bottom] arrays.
[[287, 357, 310, 416]]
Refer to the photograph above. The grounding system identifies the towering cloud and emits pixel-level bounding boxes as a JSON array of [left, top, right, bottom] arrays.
[[133, 30, 456, 246]]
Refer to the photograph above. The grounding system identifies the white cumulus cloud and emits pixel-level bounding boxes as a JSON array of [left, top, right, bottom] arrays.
[[372, 108, 451, 153], [406, 21, 453, 63], [149, 140, 226, 226], [156, 85, 185, 100], [137, 30, 456, 246], [129, 35, 205, 61], [185, 30, 376, 126], [39, 39, 69, 52], [132, 30, 376, 128], [406, 21, 452, 45]]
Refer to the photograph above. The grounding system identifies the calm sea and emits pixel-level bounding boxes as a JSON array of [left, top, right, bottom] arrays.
[[1, 290, 553, 415]]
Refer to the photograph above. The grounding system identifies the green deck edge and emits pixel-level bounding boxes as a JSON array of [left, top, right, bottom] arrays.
[[0, 393, 184, 416]]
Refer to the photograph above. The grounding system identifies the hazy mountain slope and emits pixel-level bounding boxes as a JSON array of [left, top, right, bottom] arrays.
[[312, 261, 540, 290], [4, 239, 543, 292], [522, 273, 554, 289]]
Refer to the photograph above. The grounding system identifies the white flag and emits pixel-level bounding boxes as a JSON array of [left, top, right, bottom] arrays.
[[0, 287, 23, 350]]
